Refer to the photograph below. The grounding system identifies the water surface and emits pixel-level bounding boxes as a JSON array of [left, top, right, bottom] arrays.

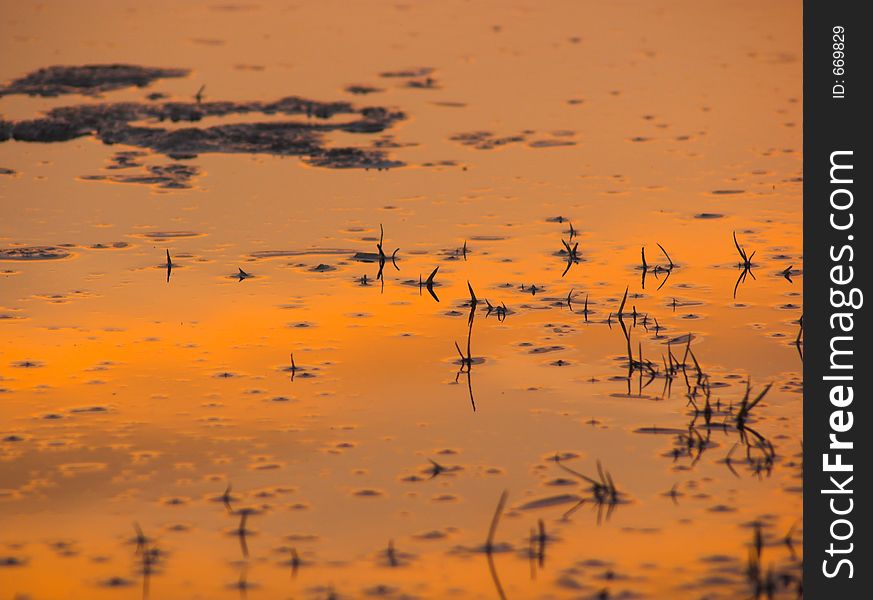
[[1, 1, 801, 598]]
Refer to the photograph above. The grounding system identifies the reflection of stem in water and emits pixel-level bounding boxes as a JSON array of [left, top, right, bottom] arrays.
[[142, 561, 150, 600], [784, 521, 799, 561], [131, 523, 159, 600], [454, 282, 479, 411], [140, 546, 158, 600], [668, 373, 778, 480], [528, 526, 536, 580], [237, 566, 249, 600], [236, 511, 251, 558], [655, 267, 671, 291], [455, 366, 476, 412], [486, 551, 507, 600], [289, 548, 300, 578], [733, 263, 755, 298], [484, 490, 508, 600]]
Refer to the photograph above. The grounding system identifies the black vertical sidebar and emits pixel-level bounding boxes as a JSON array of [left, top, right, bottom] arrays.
[[803, 1, 868, 597]]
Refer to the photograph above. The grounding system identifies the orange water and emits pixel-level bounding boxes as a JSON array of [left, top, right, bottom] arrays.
[[1, 1, 801, 598]]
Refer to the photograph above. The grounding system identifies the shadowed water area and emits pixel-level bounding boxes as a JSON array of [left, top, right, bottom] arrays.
[[1, 1, 801, 598]]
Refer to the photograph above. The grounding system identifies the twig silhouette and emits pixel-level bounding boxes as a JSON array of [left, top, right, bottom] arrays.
[[289, 353, 297, 382], [561, 238, 580, 277], [165, 249, 173, 283], [732, 231, 757, 298], [386, 539, 398, 567], [375, 224, 400, 292], [420, 266, 439, 302]]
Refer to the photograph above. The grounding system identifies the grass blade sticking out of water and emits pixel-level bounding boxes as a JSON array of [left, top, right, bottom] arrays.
[[556, 457, 623, 524], [616, 287, 633, 378], [464, 282, 478, 358], [484, 298, 507, 322], [375, 223, 400, 293], [165, 249, 173, 283], [427, 458, 446, 479], [640, 247, 648, 289], [560, 238, 579, 277], [732, 231, 757, 299], [288, 547, 301, 577], [465, 283, 476, 355], [221, 483, 234, 513], [133, 522, 147, 555], [288, 353, 297, 382], [795, 314, 803, 361], [485, 490, 508, 553], [423, 266, 439, 302], [453, 283, 480, 412], [467, 281, 478, 313], [733, 231, 748, 265], [657, 242, 674, 269], [737, 380, 773, 427], [386, 539, 398, 567]]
